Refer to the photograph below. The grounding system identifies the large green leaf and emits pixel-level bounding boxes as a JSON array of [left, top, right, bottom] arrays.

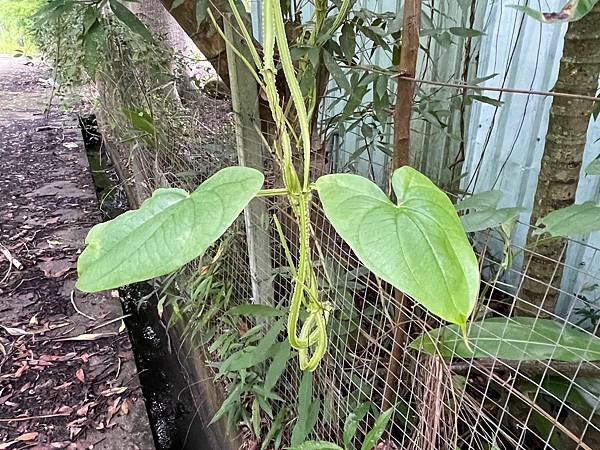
[[410, 317, 600, 361], [77, 167, 264, 292], [533, 202, 600, 238], [316, 167, 480, 329], [461, 207, 523, 233]]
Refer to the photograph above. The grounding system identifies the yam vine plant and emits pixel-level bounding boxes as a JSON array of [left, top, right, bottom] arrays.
[[70, 0, 600, 376], [75, 0, 481, 372]]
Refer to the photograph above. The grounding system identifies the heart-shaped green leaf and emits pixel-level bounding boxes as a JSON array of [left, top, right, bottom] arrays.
[[77, 166, 263, 292], [410, 317, 600, 362], [316, 167, 479, 329], [455, 190, 524, 233]]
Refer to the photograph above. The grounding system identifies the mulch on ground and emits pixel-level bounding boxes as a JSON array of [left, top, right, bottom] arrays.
[[0, 56, 153, 450]]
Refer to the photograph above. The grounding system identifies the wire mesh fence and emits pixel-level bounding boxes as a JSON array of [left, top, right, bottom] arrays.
[[139, 108, 600, 450]]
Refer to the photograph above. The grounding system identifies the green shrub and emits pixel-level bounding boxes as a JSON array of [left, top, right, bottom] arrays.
[[0, 0, 43, 55]]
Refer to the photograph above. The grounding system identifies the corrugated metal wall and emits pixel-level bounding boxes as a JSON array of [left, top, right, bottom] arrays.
[[463, 0, 600, 316]]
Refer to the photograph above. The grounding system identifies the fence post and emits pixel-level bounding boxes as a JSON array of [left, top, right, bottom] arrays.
[[223, 14, 274, 306], [382, 0, 421, 412]]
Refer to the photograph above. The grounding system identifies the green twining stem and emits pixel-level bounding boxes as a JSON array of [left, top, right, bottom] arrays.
[[270, 0, 312, 191], [298, 308, 328, 371], [218, 0, 332, 371]]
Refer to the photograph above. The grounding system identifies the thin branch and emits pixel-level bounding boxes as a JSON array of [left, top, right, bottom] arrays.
[[398, 76, 600, 103]]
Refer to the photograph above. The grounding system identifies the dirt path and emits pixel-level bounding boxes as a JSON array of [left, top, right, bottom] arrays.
[[0, 56, 154, 449]]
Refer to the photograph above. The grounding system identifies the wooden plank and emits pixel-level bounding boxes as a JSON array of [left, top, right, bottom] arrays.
[[224, 14, 274, 306]]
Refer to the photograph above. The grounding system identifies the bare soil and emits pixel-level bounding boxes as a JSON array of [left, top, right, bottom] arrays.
[[0, 55, 153, 450]]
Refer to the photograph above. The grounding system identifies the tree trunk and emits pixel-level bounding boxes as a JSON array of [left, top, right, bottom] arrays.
[[159, 0, 231, 85], [134, 0, 200, 103], [519, 6, 600, 317]]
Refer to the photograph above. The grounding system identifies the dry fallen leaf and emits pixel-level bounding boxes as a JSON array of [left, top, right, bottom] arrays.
[[76, 404, 89, 417], [57, 405, 73, 414], [120, 400, 129, 415], [75, 368, 85, 383], [15, 432, 39, 442], [1, 325, 32, 336], [53, 332, 118, 342], [100, 386, 127, 396]]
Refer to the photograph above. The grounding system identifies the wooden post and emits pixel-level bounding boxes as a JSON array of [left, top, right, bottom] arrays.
[[393, 0, 421, 169], [382, 0, 421, 412], [224, 15, 274, 306]]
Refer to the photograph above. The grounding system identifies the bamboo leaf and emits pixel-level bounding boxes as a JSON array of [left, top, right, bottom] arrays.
[[340, 22, 356, 63], [289, 442, 343, 450], [343, 402, 370, 448], [410, 317, 600, 361], [109, 0, 152, 40], [469, 94, 504, 107], [228, 304, 284, 317], [509, 1, 600, 23], [122, 109, 155, 135], [83, 20, 104, 76], [316, 167, 480, 330], [264, 341, 292, 391], [77, 167, 264, 291], [261, 409, 287, 450], [448, 26, 485, 37], [210, 383, 244, 424], [361, 408, 394, 450], [291, 372, 314, 446], [323, 50, 350, 92], [252, 398, 261, 439], [220, 319, 285, 372]]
